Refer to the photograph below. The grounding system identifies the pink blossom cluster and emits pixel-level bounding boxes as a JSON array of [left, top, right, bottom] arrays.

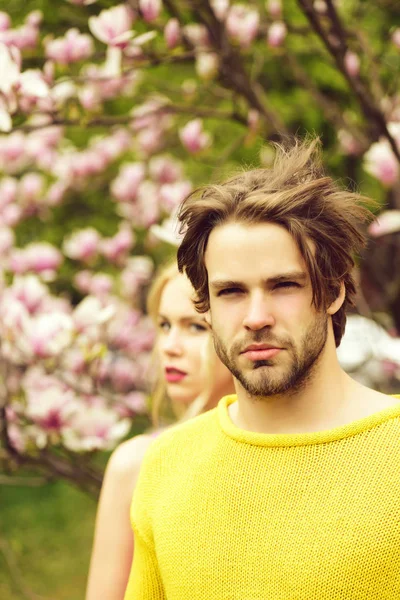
[[64, 222, 135, 266], [363, 122, 400, 186], [1, 274, 153, 453], [110, 154, 192, 228], [0, 10, 41, 51]]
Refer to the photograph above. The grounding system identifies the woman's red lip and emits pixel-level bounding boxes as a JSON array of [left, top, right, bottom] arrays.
[[165, 367, 187, 375], [165, 368, 187, 383]]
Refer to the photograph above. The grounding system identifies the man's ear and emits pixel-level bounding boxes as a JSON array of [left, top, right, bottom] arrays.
[[327, 281, 345, 315]]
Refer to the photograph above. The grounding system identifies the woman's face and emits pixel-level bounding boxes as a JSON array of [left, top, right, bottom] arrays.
[[156, 273, 232, 406]]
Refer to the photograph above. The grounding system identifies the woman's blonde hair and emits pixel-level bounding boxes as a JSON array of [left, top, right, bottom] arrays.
[[146, 259, 218, 428]]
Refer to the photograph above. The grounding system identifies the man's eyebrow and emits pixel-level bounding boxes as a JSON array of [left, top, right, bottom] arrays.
[[267, 271, 308, 284], [209, 280, 244, 291], [210, 272, 308, 291], [157, 313, 207, 324]]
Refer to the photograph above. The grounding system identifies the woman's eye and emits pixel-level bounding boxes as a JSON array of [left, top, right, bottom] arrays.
[[189, 323, 208, 333], [158, 321, 170, 332]]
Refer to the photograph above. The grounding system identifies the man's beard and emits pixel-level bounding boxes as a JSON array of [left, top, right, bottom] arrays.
[[212, 315, 328, 398]]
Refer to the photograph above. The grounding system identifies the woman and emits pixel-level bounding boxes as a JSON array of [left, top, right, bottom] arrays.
[[85, 261, 234, 600]]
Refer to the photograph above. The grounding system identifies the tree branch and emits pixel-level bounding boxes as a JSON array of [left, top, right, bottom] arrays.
[[297, 0, 400, 161]]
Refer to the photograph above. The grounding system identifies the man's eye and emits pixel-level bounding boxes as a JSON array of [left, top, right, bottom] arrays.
[[158, 321, 170, 331], [275, 282, 300, 289], [217, 288, 243, 296]]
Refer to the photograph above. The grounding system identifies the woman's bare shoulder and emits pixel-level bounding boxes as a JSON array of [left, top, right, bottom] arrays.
[[106, 434, 156, 483]]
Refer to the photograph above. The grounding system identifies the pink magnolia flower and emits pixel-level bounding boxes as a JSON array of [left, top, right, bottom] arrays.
[[88, 273, 114, 297], [26, 387, 76, 435], [63, 228, 101, 262], [10, 25, 39, 51], [267, 21, 287, 48], [226, 4, 259, 48], [45, 29, 94, 64], [25, 10, 43, 27], [62, 348, 86, 374], [195, 52, 219, 80], [19, 172, 45, 205], [116, 391, 147, 418], [88, 4, 135, 47], [0, 176, 17, 207], [210, 0, 230, 20], [10, 274, 47, 314], [344, 51, 360, 77], [106, 305, 141, 349], [0, 42, 20, 95], [119, 256, 154, 298], [1, 203, 21, 227], [134, 181, 160, 226], [0, 226, 14, 256], [392, 28, 400, 49], [179, 119, 212, 153], [110, 162, 146, 202], [368, 210, 400, 237], [0, 132, 28, 173], [66, 0, 98, 4], [110, 355, 140, 392], [18, 69, 49, 101], [74, 270, 93, 294], [96, 129, 132, 162], [164, 18, 180, 49], [139, 0, 162, 22], [183, 24, 210, 49], [24, 242, 63, 278], [159, 181, 192, 212], [337, 129, 362, 156], [62, 407, 131, 451], [0, 98, 11, 132], [100, 223, 136, 263], [149, 155, 182, 183], [78, 85, 101, 111], [0, 12, 11, 31], [73, 295, 115, 334], [363, 138, 399, 186], [8, 248, 30, 274], [0, 298, 30, 345], [150, 214, 184, 246], [267, 0, 282, 17], [46, 181, 68, 207], [136, 127, 164, 156], [24, 312, 74, 359]]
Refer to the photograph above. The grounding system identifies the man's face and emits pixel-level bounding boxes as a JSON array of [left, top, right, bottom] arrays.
[[205, 221, 328, 398]]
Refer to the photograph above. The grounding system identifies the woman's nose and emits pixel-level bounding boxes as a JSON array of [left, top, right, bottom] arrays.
[[161, 328, 184, 356]]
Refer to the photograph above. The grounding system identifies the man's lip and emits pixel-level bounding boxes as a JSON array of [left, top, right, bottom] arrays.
[[241, 344, 282, 353]]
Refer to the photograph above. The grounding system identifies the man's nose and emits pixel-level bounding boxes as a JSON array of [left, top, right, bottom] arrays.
[[243, 292, 276, 331]]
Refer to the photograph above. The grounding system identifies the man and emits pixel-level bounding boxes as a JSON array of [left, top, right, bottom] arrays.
[[124, 139, 400, 599]]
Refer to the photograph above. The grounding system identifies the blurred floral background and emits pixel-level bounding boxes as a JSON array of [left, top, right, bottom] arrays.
[[0, 0, 399, 598]]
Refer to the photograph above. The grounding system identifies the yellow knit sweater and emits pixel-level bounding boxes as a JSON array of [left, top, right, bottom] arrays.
[[124, 394, 400, 599]]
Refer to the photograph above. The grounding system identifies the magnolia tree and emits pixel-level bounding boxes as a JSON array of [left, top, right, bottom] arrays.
[[0, 0, 400, 493]]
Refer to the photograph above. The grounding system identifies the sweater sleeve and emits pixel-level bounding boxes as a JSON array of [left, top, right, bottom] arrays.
[[123, 527, 165, 600]]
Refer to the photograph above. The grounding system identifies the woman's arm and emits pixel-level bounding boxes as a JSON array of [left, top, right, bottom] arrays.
[[85, 434, 153, 600]]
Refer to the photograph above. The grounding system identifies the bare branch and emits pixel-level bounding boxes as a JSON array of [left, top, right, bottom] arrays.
[[297, 0, 400, 161]]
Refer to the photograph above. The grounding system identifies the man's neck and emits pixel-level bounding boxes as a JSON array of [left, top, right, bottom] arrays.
[[229, 352, 395, 435]]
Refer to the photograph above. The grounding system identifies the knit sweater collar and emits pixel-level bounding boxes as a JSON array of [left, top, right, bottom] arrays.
[[218, 394, 400, 448]]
